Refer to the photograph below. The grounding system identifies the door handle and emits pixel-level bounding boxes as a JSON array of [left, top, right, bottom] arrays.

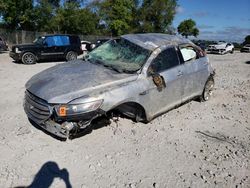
[[139, 90, 149, 95], [177, 71, 183, 77]]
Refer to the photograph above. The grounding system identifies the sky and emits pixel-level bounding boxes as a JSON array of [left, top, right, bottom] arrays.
[[173, 0, 250, 42]]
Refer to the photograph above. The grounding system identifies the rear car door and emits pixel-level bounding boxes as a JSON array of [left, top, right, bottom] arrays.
[[143, 46, 185, 116], [41, 36, 69, 59], [53, 35, 71, 58], [178, 44, 208, 101]]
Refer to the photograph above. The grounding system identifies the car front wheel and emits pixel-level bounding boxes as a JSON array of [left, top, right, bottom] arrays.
[[22, 52, 36, 64], [200, 77, 214, 102], [66, 51, 77, 61]]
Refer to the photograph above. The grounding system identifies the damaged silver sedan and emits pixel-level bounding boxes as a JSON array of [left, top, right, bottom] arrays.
[[24, 33, 215, 139]]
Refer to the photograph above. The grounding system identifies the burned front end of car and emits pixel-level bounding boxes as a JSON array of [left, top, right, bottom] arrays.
[[24, 91, 104, 139]]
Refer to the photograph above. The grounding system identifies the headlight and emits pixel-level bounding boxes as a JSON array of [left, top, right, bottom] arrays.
[[15, 48, 21, 53], [55, 99, 103, 117]]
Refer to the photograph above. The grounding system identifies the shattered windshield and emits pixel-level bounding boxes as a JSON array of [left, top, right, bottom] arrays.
[[87, 38, 151, 73]]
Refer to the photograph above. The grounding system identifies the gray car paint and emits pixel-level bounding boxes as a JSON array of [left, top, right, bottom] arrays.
[[26, 60, 137, 104], [25, 33, 214, 125]]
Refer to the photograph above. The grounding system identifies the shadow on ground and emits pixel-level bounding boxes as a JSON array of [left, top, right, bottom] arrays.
[[245, 61, 250, 65], [14, 161, 72, 188]]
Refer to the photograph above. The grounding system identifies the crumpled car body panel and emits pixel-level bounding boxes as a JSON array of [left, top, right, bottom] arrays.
[[24, 33, 214, 138]]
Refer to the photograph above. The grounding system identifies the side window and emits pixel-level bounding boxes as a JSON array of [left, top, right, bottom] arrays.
[[180, 46, 197, 62], [44, 36, 55, 47], [53, 36, 70, 46], [150, 47, 180, 73]]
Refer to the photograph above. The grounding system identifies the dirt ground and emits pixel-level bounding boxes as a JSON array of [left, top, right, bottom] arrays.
[[0, 51, 249, 188]]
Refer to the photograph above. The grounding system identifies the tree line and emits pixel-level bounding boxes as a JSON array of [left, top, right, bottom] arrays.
[[0, 0, 181, 36]]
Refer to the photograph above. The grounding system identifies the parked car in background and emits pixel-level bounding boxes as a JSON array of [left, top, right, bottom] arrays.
[[0, 36, 8, 51], [81, 40, 91, 52], [9, 34, 82, 64], [24, 33, 215, 139], [207, 42, 234, 54], [240, 44, 250, 53]]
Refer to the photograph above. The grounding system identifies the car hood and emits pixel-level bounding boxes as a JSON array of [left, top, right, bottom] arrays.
[[13, 43, 40, 49], [25, 60, 138, 104], [209, 44, 226, 49]]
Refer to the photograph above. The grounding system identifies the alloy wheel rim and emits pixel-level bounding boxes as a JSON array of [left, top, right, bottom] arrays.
[[68, 52, 76, 60], [24, 54, 34, 64]]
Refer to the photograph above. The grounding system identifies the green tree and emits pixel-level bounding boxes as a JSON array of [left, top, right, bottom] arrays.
[[33, 0, 55, 32], [177, 19, 199, 38], [51, 2, 99, 34], [0, 0, 34, 30], [99, 0, 135, 36], [139, 0, 177, 33], [243, 35, 250, 45]]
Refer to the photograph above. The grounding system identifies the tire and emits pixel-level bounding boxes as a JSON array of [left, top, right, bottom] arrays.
[[22, 52, 36, 64], [200, 77, 214, 102], [66, 51, 77, 61], [230, 49, 234, 54]]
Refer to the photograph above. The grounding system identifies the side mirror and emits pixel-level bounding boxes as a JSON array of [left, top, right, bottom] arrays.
[[148, 67, 166, 91], [152, 74, 166, 91]]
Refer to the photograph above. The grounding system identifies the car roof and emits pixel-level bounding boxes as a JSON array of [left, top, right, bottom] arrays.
[[41, 34, 79, 38], [121, 33, 193, 51]]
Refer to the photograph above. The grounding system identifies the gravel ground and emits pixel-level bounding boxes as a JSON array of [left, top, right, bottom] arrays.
[[0, 51, 249, 188]]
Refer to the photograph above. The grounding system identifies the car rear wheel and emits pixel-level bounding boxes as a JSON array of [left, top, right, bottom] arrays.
[[200, 77, 214, 102], [66, 51, 77, 61], [230, 49, 234, 54], [22, 52, 36, 64]]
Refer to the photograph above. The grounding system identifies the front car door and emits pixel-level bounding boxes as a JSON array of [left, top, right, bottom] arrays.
[[140, 46, 185, 118]]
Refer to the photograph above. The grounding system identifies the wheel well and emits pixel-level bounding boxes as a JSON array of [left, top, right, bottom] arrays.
[[22, 51, 38, 61], [108, 102, 147, 122]]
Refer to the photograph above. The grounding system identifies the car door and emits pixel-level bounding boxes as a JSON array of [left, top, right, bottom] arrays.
[[178, 45, 208, 102], [141, 46, 185, 117], [53, 35, 70, 58], [41, 36, 66, 60]]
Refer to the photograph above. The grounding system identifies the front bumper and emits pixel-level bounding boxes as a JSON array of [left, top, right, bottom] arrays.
[[26, 107, 103, 139], [207, 49, 226, 54], [9, 51, 22, 61], [31, 119, 70, 138], [24, 91, 104, 138]]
